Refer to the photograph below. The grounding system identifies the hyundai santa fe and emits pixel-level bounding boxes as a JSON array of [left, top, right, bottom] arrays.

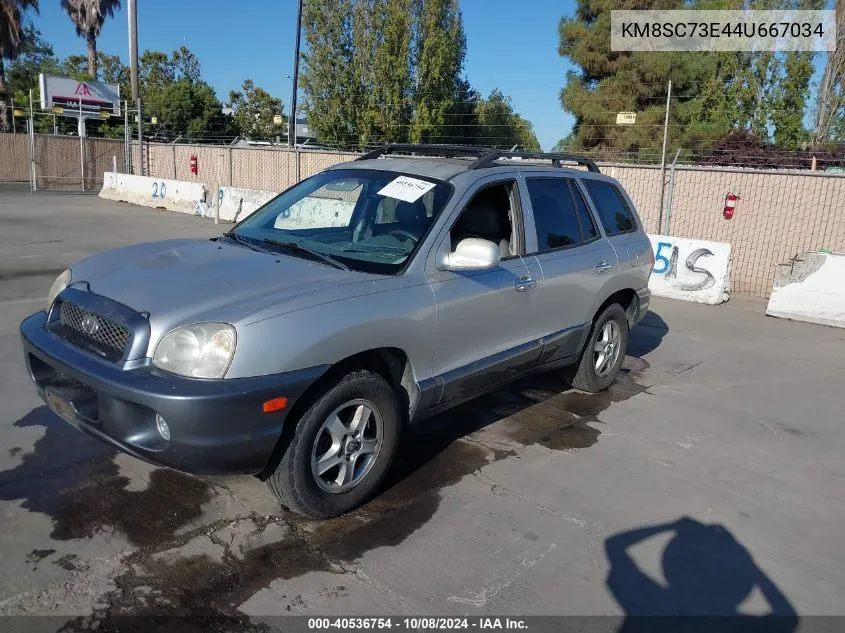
[[20, 144, 654, 518]]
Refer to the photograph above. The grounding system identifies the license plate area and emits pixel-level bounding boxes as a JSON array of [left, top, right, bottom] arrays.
[[45, 388, 79, 426]]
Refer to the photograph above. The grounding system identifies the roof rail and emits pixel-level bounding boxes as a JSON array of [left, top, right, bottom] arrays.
[[468, 151, 600, 173], [357, 144, 600, 174], [357, 144, 491, 161]]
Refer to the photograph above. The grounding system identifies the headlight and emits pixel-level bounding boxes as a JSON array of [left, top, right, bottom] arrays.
[[46, 269, 72, 311], [153, 323, 236, 378]]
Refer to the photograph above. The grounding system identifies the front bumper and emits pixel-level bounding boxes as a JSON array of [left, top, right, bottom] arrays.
[[21, 311, 327, 475]]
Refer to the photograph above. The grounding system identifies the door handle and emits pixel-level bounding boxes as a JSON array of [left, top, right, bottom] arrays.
[[515, 275, 537, 292], [594, 260, 613, 275]]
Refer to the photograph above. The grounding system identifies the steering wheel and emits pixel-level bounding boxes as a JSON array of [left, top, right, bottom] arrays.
[[389, 229, 419, 243]]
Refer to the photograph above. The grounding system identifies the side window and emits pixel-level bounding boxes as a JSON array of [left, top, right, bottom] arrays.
[[583, 180, 636, 235], [525, 178, 583, 252], [449, 182, 518, 258], [570, 181, 598, 240]]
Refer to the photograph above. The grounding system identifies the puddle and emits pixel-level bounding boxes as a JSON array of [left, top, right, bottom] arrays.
[[7, 359, 650, 629], [0, 408, 214, 547]]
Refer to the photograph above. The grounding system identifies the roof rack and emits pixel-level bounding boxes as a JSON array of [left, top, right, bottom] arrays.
[[468, 150, 600, 173], [357, 144, 600, 173], [357, 144, 491, 162]]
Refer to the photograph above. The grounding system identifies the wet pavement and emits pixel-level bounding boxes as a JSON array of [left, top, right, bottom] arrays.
[[1, 185, 844, 630]]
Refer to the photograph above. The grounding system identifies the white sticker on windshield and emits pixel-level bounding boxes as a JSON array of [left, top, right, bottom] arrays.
[[377, 176, 436, 203]]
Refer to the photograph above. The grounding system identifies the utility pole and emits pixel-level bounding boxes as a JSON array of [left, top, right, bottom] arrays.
[[288, 0, 303, 149], [657, 80, 671, 234], [128, 0, 139, 101]]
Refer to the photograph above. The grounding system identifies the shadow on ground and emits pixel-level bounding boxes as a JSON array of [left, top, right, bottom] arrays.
[[605, 516, 798, 633], [628, 310, 669, 358]]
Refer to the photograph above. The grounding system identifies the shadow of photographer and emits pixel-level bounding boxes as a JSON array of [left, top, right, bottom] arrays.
[[605, 516, 798, 633]]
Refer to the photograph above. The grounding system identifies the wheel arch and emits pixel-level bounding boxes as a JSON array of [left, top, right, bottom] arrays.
[[257, 346, 416, 480]]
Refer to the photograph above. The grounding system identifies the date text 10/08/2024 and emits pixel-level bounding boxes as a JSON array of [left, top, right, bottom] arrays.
[[307, 617, 528, 630]]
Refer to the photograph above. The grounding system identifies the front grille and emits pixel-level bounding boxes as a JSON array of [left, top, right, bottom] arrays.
[[56, 301, 131, 360]]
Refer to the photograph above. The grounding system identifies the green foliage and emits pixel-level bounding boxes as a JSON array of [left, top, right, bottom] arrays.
[[145, 79, 225, 140], [408, 0, 465, 143], [475, 89, 540, 150], [59, 0, 121, 78], [557, 0, 826, 157], [301, 0, 355, 146], [228, 79, 286, 140], [301, 0, 533, 149]]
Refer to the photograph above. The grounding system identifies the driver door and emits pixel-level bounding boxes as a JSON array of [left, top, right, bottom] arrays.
[[425, 176, 543, 404]]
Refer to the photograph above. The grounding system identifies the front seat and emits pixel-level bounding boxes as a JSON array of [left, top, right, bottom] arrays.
[[453, 203, 511, 257]]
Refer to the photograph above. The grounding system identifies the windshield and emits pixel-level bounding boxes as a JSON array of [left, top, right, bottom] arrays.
[[231, 168, 452, 274]]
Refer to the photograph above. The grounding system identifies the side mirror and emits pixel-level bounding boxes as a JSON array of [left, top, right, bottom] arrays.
[[438, 237, 501, 272]]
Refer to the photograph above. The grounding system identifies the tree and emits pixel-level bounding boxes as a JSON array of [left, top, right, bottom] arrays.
[[59, 0, 121, 79], [475, 89, 540, 150], [136, 47, 229, 142], [558, 0, 729, 159], [228, 79, 285, 140], [0, 0, 38, 131], [408, 0, 465, 143], [814, 5, 845, 145], [301, 0, 355, 146]]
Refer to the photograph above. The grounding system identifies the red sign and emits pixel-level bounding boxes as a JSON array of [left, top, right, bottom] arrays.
[[74, 83, 91, 96]]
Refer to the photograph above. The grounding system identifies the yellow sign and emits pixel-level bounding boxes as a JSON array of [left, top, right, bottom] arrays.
[[13, 109, 25, 117], [150, 116, 158, 124], [51, 106, 64, 114], [273, 114, 284, 125], [616, 112, 637, 125]]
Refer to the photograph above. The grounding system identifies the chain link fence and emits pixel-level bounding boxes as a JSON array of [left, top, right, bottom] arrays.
[[2, 131, 844, 297]]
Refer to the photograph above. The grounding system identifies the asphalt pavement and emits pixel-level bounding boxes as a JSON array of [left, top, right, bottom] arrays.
[[0, 184, 843, 631]]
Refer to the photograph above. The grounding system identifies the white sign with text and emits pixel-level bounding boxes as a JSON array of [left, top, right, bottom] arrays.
[[647, 234, 731, 305]]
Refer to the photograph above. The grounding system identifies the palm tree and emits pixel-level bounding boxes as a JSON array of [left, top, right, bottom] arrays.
[[60, 0, 120, 79], [0, 0, 38, 131]]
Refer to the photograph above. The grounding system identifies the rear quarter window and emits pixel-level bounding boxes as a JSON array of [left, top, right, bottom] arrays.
[[583, 180, 637, 236]]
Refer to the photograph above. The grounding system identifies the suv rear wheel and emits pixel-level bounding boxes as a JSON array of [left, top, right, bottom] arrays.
[[267, 369, 401, 518], [568, 303, 629, 393]]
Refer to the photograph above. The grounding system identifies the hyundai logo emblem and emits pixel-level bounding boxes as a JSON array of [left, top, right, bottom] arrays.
[[81, 314, 100, 336]]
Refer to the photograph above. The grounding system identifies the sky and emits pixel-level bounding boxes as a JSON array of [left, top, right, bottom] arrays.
[[28, 0, 578, 150]]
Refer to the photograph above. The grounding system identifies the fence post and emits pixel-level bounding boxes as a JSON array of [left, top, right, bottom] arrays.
[[228, 146, 233, 186], [657, 80, 672, 233], [28, 88, 36, 193], [663, 148, 681, 235], [136, 98, 144, 176], [296, 148, 301, 183]]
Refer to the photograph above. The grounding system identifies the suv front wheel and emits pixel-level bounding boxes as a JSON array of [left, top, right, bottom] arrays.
[[568, 303, 629, 393], [267, 369, 401, 518]]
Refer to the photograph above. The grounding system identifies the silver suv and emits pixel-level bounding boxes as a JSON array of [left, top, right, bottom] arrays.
[[20, 145, 654, 518]]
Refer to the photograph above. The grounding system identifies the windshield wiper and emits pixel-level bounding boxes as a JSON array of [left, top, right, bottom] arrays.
[[262, 238, 349, 271], [222, 232, 270, 254]]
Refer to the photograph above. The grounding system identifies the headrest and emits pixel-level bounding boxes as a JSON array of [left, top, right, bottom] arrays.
[[459, 203, 502, 236], [395, 200, 425, 225]]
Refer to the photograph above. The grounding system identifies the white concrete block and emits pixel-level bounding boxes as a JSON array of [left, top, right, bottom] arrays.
[[215, 186, 277, 223], [766, 251, 845, 329], [99, 172, 208, 215], [647, 234, 732, 305]]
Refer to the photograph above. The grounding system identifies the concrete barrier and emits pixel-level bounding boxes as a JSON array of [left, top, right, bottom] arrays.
[[100, 172, 208, 215], [766, 251, 845, 328], [216, 186, 277, 223], [647, 234, 731, 305]]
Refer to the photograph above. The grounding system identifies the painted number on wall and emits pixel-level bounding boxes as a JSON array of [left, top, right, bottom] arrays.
[[151, 182, 167, 199], [654, 241, 715, 291]]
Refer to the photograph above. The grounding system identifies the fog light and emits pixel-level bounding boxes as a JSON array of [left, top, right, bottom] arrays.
[[155, 413, 171, 441]]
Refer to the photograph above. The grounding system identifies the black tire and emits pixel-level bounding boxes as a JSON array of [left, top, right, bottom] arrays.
[[267, 369, 401, 519], [568, 303, 629, 393]]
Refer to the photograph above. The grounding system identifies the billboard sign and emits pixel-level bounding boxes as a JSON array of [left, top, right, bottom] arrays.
[[39, 74, 121, 116]]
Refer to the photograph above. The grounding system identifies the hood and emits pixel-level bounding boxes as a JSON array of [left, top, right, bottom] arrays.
[[69, 238, 375, 326]]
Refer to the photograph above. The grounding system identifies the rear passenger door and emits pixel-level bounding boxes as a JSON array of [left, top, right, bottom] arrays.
[[579, 178, 651, 286], [522, 176, 618, 365]]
